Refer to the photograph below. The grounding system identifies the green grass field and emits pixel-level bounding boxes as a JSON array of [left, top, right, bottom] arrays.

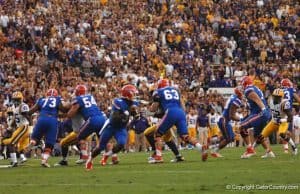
[[0, 145, 299, 194]]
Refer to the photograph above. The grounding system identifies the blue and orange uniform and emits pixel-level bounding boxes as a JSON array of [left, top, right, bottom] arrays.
[[218, 94, 242, 143], [240, 85, 271, 137]]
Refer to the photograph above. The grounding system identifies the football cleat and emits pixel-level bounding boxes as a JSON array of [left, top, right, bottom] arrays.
[[9, 162, 18, 168], [201, 145, 208, 161], [211, 152, 223, 158], [100, 155, 109, 166], [170, 155, 185, 163], [54, 160, 68, 167], [284, 149, 289, 154], [292, 147, 298, 155], [261, 151, 275, 158], [19, 157, 27, 164], [241, 147, 256, 159], [111, 155, 119, 165], [148, 155, 163, 164], [41, 160, 51, 168], [0, 155, 4, 160], [85, 160, 93, 171], [75, 159, 87, 165]]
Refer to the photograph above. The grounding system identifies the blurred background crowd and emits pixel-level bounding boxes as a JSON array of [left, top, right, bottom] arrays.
[[0, 0, 299, 131]]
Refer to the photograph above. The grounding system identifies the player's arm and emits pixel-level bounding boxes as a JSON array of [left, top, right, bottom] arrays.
[[59, 99, 71, 113], [293, 93, 300, 104], [28, 102, 39, 116], [282, 102, 293, 123], [247, 91, 266, 111], [229, 103, 241, 121], [20, 104, 32, 124], [66, 103, 80, 119], [149, 91, 160, 112]]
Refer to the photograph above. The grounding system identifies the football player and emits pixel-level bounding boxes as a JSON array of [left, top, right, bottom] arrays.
[[2, 91, 30, 167], [27, 89, 68, 167], [207, 106, 221, 157], [148, 79, 207, 163], [187, 108, 198, 149], [212, 87, 243, 156], [280, 78, 300, 153], [85, 84, 139, 170], [239, 76, 272, 158], [54, 112, 89, 166], [63, 84, 107, 167], [254, 89, 297, 157]]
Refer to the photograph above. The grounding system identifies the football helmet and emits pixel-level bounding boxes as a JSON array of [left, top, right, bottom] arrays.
[[75, 85, 87, 96], [157, 79, 170, 89], [46, 88, 58, 97], [234, 87, 243, 99], [280, 78, 293, 88], [12, 91, 23, 105], [240, 76, 253, 89], [272, 88, 284, 97], [121, 84, 138, 101]]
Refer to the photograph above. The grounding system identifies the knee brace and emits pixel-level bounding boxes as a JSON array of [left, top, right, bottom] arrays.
[[240, 129, 249, 138]]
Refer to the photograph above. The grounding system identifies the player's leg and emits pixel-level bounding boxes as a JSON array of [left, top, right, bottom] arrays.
[[212, 118, 234, 157], [86, 125, 113, 169], [163, 129, 184, 162], [55, 132, 78, 166], [2, 125, 27, 146], [239, 114, 261, 158], [144, 125, 157, 155], [106, 128, 128, 165], [154, 111, 175, 163], [175, 110, 208, 161], [7, 145, 18, 167], [17, 126, 30, 163], [279, 122, 297, 155], [42, 118, 58, 168]]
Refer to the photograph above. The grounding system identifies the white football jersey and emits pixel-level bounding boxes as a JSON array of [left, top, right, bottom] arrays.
[[271, 99, 290, 124], [187, 114, 197, 128], [207, 113, 219, 128], [13, 103, 30, 127]]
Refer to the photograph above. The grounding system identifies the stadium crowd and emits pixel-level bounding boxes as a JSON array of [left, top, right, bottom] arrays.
[[0, 0, 299, 150]]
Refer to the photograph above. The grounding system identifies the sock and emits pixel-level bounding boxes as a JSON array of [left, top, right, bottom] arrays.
[[283, 141, 289, 150], [146, 135, 156, 152], [42, 148, 51, 161], [104, 150, 113, 156], [252, 142, 257, 148], [165, 141, 179, 156], [62, 146, 68, 161], [155, 137, 163, 156], [10, 153, 17, 163], [194, 142, 203, 152], [80, 141, 88, 160], [288, 138, 296, 149], [112, 153, 117, 158], [20, 153, 26, 160]]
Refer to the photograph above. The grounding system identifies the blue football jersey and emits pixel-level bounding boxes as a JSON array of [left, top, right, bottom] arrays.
[[222, 94, 242, 121], [73, 94, 102, 120], [244, 86, 268, 114], [37, 96, 62, 117], [109, 98, 139, 127], [153, 86, 182, 112], [283, 87, 295, 110]]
